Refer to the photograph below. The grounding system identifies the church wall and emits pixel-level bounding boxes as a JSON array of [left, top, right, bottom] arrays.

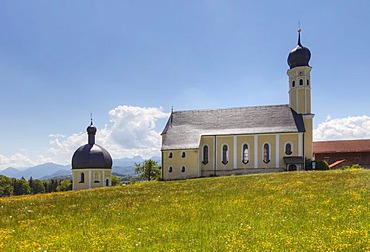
[[236, 135, 255, 169], [162, 149, 199, 180], [200, 136, 214, 174], [303, 116, 314, 159], [216, 136, 234, 171], [298, 88, 305, 114], [257, 135, 276, 169], [72, 169, 89, 190]]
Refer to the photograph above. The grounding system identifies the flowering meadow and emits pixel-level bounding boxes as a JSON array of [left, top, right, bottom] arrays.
[[0, 169, 369, 251]]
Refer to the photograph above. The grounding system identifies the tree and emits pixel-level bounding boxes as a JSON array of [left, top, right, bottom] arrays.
[[111, 176, 120, 186], [56, 180, 72, 192], [31, 179, 45, 194], [13, 178, 31, 195], [134, 159, 161, 181], [0, 175, 13, 197]]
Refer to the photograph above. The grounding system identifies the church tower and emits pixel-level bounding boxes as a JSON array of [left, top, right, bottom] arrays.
[[71, 120, 113, 190], [287, 28, 314, 159]]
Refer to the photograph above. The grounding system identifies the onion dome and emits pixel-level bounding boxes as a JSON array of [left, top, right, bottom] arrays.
[[71, 121, 112, 169], [287, 29, 311, 69]]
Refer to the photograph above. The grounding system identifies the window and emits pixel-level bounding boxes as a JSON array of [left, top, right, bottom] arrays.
[[181, 151, 186, 158], [168, 152, 173, 158], [263, 143, 270, 164], [78, 172, 85, 183], [307, 79, 309, 86], [222, 144, 229, 165], [299, 79, 303, 85], [292, 81, 295, 87], [94, 172, 100, 183], [285, 143, 292, 155], [181, 166, 186, 173], [168, 166, 173, 173], [202, 145, 209, 165], [242, 144, 249, 164]]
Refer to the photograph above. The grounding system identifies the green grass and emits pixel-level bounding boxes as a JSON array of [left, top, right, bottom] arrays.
[[1, 169, 369, 251]]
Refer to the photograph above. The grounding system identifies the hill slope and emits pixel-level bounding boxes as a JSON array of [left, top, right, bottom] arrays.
[[0, 169, 369, 251]]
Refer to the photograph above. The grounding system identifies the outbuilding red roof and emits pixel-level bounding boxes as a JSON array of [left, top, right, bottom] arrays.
[[313, 139, 370, 154]]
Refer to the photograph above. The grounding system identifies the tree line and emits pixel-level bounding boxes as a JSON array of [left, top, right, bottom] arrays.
[[0, 175, 72, 197]]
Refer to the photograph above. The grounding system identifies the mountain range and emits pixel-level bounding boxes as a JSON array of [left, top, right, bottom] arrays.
[[0, 156, 160, 180]]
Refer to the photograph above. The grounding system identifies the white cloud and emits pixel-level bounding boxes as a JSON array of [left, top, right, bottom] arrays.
[[47, 105, 170, 162], [0, 153, 53, 170], [1, 105, 170, 170], [314, 115, 370, 141]]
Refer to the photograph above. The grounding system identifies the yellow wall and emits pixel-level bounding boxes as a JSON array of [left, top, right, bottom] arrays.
[[216, 136, 234, 170], [72, 169, 111, 190], [236, 135, 255, 169], [199, 136, 214, 172], [162, 149, 199, 180], [303, 115, 314, 159]]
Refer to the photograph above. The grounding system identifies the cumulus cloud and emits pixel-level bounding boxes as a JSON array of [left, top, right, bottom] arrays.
[[47, 105, 170, 161], [0, 153, 53, 170], [314, 115, 370, 141]]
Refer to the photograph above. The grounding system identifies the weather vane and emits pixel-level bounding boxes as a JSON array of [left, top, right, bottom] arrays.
[[90, 113, 93, 125]]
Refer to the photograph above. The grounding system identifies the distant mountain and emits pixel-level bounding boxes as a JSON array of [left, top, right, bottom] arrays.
[[0, 163, 70, 179], [0, 156, 162, 180], [0, 167, 21, 178], [39, 169, 72, 180]]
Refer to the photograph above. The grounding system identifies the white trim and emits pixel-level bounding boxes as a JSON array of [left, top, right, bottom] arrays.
[[233, 136, 237, 169], [214, 136, 217, 172], [275, 135, 280, 168], [88, 170, 92, 188], [254, 135, 258, 168], [298, 133, 303, 156]]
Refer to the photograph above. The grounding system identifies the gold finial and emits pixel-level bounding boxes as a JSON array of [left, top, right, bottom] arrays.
[[298, 28, 301, 33], [298, 20, 301, 33]]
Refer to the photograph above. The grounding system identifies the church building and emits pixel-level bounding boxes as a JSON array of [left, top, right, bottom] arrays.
[[161, 29, 314, 180], [71, 120, 113, 190]]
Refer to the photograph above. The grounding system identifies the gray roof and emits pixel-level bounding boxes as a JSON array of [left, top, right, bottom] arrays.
[[72, 144, 112, 169], [161, 104, 305, 150]]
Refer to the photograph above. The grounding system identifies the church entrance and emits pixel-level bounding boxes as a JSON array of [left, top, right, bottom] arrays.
[[106, 178, 109, 186]]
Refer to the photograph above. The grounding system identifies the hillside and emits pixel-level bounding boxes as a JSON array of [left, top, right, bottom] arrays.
[[0, 169, 369, 251]]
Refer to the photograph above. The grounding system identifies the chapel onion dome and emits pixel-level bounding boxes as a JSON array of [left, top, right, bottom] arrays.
[[71, 121, 112, 169], [287, 28, 311, 69]]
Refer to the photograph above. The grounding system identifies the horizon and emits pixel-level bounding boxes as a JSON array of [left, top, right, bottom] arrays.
[[1, 1, 370, 170]]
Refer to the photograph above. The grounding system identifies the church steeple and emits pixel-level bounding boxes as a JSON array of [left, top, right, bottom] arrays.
[[287, 28, 312, 114], [287, 28, 314, 160]]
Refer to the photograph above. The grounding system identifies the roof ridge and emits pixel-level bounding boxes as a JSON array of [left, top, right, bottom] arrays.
[[173, 104, 289, 114]]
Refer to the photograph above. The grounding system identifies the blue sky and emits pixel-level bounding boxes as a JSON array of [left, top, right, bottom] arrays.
[[1, 1, 370, 169]]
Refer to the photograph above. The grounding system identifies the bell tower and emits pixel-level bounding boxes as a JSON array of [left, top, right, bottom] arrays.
[[287, 28, 314, 159]]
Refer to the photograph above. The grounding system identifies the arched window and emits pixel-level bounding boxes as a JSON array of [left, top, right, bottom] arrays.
[[307, 79, 310, 85], [168, 152, 173, 158], [168, 166, 173, 173], [79, 172, 85, 183], [263, 143, 270, 164], [202, 145, 209, 164], [181, 166, 186, 173], [242, 144, 249, 164], [181, 151, 186, 158], [222, 144, 229, 165], [292, 81, 295, 87], [285, 143, 293, 155], [94, 172, 100, 183], [299, 79, 303, 85]]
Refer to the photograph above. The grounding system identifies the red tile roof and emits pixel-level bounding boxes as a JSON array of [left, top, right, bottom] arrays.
[[313, 139, 370, 154]]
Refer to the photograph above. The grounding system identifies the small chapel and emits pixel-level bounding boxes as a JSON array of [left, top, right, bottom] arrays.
[[71, 120, 113, 190], [161, 29, 314, 180]]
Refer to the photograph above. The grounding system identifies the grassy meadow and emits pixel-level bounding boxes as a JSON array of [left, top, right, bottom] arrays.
[[0, 169, 369, 251]]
